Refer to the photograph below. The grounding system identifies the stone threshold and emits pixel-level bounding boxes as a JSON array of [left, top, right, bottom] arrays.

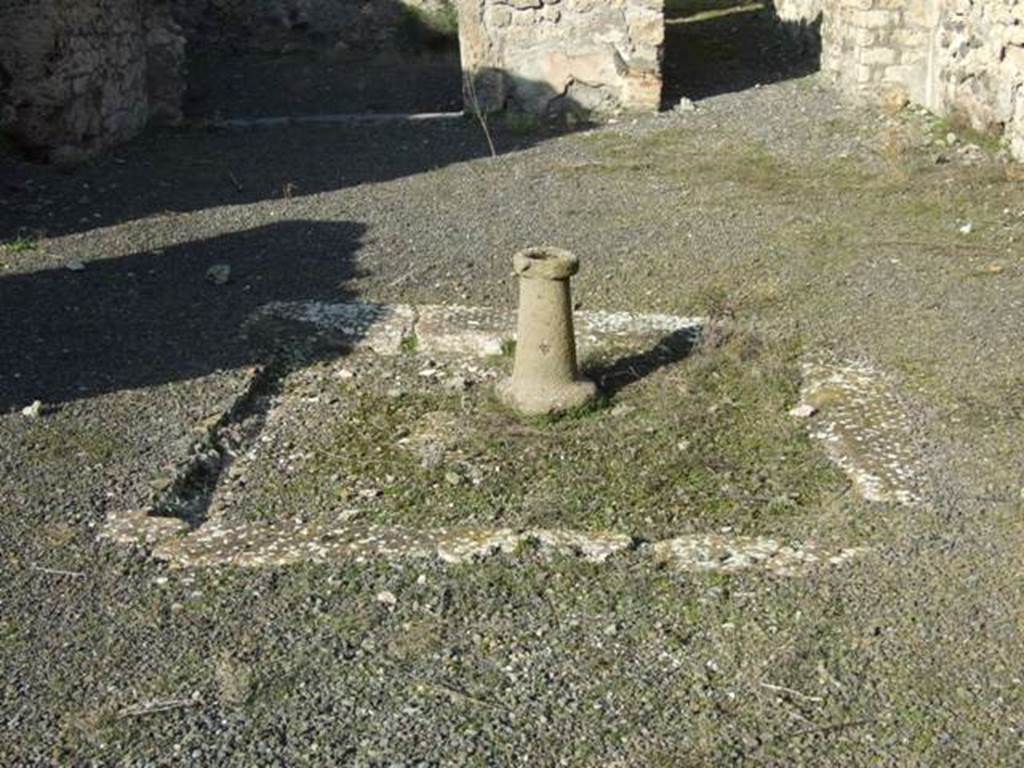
[[246, 300, 704, 358], [210, 111, 466, 129]]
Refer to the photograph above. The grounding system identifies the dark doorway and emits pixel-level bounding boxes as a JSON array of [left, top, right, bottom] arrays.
[[177, 1, 464, 120], [661, 0, 822, 107]]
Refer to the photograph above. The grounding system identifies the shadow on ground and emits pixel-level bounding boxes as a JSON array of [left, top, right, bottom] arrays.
[[662, 0, 821, 106], [586, 328, 698, 398], [185, 51, 463, 120], [0, 220, 365, 411], [179, 0, 463, 119], [0, 71, 591, 241]]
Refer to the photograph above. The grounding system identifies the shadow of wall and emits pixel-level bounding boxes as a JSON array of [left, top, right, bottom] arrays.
[[0, 68, 594, 241], [176, 0, 464, 119], [662, 0, 822, 106], [0, 220, 365, 411]]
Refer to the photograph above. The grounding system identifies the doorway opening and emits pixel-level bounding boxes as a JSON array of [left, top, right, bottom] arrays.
[[177, 1, 464, 121], [661, 0, 822, 108]]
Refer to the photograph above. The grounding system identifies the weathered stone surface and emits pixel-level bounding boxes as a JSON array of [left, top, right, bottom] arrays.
[[416, 304, 512, 357], [248, 300, 704, 359], [0, 0, 184, 160], [497, 247, 597, 417], [458, 0, 665, 116], [931, 0, 1024, 158], [248, 300, 418, 355], [123, 509, 864, 574], [797, 359, 922, 506], [817, 0, 1024, 160]]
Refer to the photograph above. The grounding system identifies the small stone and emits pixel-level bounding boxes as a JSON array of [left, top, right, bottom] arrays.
[[946, 132, 958, 146], [376, 590, 397, 607], [959, 222, 973, 235], [789, 403, 818, 419], [66, 259, 85, 272], [21, 400, 43, 418], [674, 96, 697, 113], [336, 368, 356, 380], [880, 88, 909, 115], [206, 264, 231, 285], [444, 471, 463, 487], [418, 367, 440, 378], [151, 476, 174, 493]]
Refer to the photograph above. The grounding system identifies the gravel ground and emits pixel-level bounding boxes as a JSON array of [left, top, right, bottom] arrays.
[[2, 60, 1024, 766]]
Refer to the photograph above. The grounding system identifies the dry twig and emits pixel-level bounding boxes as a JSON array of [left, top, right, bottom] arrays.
[[119, 698, 198, 719], [759, 681, 825, 703], [30, 565, 84, 578], [463, 71, 497, 159]]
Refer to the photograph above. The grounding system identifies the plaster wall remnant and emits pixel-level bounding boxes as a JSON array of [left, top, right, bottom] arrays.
[[458, 0, 665, 117], [0, 0, 184, 162], [773, 0, 825, 47], [497, 247, 598, 417]]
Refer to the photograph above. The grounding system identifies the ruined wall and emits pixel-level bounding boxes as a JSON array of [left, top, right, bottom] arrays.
[[0, 0, 184, 162], [458, 0, 664, 117], [932, 1, 1024, 158], [818, 0, 1024, 159]]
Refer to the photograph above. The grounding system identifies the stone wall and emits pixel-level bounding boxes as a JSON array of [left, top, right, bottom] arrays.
[[819, 0, 936, 106], [932, 1, 1024, 158], [817, 0, 1024, 159], [458, 0, 664, 117], [0, 0, 184, 162]]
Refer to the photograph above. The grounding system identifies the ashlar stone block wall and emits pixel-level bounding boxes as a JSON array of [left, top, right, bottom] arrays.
[[0, 0, 185, 161], [458, 0, 664, 117], [818, 0, 938, 105]]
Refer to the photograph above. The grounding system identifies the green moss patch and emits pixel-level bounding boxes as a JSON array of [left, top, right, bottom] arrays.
[[215, 328, 847, 541]]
